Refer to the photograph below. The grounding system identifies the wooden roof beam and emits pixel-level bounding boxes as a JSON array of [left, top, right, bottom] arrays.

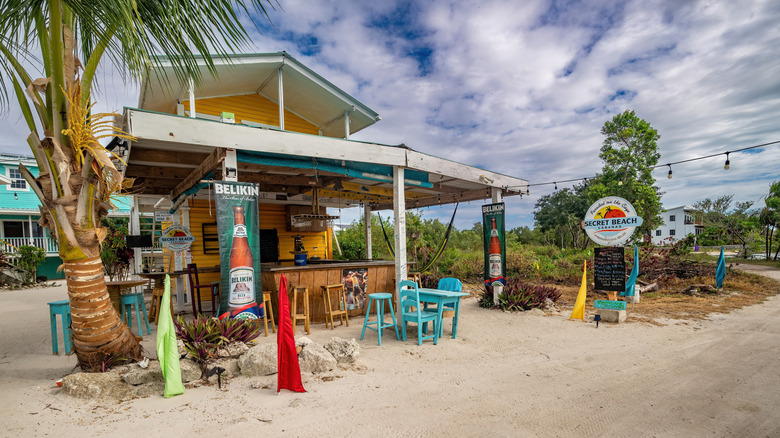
[[169, 147, 226, 199]]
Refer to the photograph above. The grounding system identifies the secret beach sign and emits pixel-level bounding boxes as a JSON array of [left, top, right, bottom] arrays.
[[583, 196, 643, 246]]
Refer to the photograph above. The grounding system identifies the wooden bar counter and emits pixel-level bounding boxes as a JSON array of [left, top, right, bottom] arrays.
[[261, 260, 396, 324]]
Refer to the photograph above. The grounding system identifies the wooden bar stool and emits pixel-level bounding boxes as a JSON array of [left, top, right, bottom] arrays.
[[262, 291, 276, 337], [321, 284, 349, 330], [407, 272, 422, 286], [290, 287, 310, 335], [47, 300, 73, 355]]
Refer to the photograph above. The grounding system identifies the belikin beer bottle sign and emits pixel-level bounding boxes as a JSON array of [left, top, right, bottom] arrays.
[[214, 181, 264, 320], [482, 202, 506, 286], [583, 196, 643, 246]]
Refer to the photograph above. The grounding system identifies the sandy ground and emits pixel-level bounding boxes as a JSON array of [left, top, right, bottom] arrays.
[[1, 264, 779, 438]]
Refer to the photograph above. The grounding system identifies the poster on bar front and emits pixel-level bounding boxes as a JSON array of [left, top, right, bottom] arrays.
[[482, 202, 506, 287], [214, 181, 264, 320]]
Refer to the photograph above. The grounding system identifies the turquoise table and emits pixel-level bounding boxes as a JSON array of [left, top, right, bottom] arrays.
[[417, 288, 468, 339]]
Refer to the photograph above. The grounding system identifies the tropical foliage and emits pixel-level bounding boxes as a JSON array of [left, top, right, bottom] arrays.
[[0, 0, 276, 368], [587, 110, 663, 237], [16, 245, 46, 284]]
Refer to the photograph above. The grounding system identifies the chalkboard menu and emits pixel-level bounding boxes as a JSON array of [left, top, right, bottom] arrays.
[[594, 247, 626, 291]]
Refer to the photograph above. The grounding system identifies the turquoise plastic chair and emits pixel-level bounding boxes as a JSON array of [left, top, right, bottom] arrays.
[[399, 280, 438, 345], [423, 277, 462, 337]]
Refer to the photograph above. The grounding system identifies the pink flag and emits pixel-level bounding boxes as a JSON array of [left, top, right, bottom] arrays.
[[277, 274, 305, 393]]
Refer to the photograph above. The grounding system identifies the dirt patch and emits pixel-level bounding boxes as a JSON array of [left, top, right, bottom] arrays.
[[549, 265, 780, 323]]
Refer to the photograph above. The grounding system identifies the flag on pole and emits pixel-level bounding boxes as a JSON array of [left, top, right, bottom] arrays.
[[156, 274, 184, 398], [621, 245, 639, 297], [570, 260, 587, 320], [277, 274, 305, 393], [716, 246, 726, 289]]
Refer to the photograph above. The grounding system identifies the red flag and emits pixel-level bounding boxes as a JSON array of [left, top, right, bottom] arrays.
[[277, 274, 305, 393]]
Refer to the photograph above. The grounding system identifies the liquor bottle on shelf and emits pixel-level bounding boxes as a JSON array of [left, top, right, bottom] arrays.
[[225, 206, 260, 320], [488, 218, 502, 278]]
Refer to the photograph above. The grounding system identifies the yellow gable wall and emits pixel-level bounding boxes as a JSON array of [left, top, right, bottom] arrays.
[[186, 199, 332, 278], [182, 94, 319, 135]]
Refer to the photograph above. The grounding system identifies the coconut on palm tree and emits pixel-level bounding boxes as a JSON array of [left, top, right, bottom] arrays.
[[0, 0, 276, 370]]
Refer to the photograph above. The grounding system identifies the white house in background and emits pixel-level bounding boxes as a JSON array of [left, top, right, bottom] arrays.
[[651, 205, 704, 245]]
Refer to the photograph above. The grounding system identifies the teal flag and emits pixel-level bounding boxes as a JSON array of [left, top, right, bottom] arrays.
[[621, 245, 639, 297], [156, 275, 184, 398], [716, 246, 726, 289]]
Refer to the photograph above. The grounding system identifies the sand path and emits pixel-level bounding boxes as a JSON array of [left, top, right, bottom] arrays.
[[1, 264, 778, 437]]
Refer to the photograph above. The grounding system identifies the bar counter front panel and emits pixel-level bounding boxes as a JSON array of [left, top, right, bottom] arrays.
[[261, 260, 396, 324]]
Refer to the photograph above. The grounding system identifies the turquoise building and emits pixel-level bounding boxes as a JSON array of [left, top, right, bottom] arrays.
[[0, 154, 130, 280]]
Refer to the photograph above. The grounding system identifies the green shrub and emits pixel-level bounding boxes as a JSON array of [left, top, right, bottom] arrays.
[[16, 245, 45, 285], [479, 277, 562, 311], [174, 316, 261, 376]]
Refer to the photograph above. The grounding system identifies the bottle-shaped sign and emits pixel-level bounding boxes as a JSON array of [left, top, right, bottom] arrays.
[[488, 218, 502, 278], [228, 206, 258, 319]]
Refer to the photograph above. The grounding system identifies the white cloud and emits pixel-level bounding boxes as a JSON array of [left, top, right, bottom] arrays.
[[1, 0, 778, 229]]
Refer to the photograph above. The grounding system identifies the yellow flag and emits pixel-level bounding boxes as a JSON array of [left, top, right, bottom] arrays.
[[570, 260, 587, 320]]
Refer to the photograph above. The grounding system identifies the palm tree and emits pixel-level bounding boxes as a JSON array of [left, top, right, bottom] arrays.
[[0, 0, 276, 370]]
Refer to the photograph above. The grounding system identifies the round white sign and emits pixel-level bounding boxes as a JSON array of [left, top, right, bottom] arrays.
[[583, 196, 643, 246], [160, 225, 196, 252]]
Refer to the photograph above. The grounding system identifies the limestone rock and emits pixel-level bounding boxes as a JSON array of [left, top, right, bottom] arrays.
[[180, 358, 202, 382], [323, 337, 360, 364], [61, 372, 131, 400], [297, 337, 337, 373], [526, 308, 546, 316], [217, 342, 249, 358], [121, 364, 163, 385], [211, 357, 240, 378], [237, 343, 277, 376]]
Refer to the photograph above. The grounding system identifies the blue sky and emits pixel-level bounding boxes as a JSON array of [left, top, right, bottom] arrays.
[[1, 0, 779, 230]]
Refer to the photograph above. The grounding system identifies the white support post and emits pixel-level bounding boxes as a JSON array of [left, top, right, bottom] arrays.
[[278, 67, 285, 130], [131, 197, 142, 276], [393, 166, 407, 307], [188, 77, 196, 118], [174, 208, 189, 313], [364, 204, 372, 260], [224, 149, 238, 182], [344, 110, 350, 139], [27, 215, 33, 246], [491, 187, 503, 204]]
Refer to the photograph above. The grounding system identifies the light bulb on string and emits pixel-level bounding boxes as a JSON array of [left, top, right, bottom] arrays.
[[724, 152, 730, 170], [667, 164, 673, 179], [553, 182, 558, 190]]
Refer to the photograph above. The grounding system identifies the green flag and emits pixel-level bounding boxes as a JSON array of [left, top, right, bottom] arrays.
[[157, 275, 184, 398]]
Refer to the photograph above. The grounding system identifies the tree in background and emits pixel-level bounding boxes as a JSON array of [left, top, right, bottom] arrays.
[[759, 181, 780, 260], [534, 183, 590, 249], [587, 110, 663, 238], [0, 0, 276, 369], [693, 195, 760, 257], [16, 245, 46, 284]]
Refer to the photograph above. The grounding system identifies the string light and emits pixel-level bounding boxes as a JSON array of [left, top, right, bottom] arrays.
[[553, 182, 558, 190], [514, 139, 779, 191]]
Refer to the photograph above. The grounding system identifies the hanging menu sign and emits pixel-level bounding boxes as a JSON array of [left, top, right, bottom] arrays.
[[594, 247, 626, 291]]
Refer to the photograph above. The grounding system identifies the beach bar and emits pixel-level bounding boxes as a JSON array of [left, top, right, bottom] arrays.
[[115, 52, 529, 323]]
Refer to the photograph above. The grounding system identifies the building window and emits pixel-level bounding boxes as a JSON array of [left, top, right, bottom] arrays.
[[669, 215, 676, 222], [669, 229, 676, 236], [8, 168, 27, 190], [656, 230, 662, 236], [695, 228, 702, 236]]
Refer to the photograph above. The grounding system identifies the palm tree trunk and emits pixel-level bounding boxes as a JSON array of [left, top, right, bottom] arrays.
[[64, 256, 142, 369]]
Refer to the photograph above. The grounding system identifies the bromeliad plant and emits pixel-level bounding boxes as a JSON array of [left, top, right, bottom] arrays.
[[174, 316, 261, 375], [479, 277, 562, 311]]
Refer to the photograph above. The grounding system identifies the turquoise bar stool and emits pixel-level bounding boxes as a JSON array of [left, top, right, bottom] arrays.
[[121, 292, 151, 337], [47, 299, 73, 355], [361, 293, 399, 346]]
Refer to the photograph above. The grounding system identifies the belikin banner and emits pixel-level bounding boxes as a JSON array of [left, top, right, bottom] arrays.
[[214, 181, 263, 320], [482, 202, 506, 287]]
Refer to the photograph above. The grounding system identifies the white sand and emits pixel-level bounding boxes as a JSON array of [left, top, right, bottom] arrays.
[[1, 264, 779, 437]]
